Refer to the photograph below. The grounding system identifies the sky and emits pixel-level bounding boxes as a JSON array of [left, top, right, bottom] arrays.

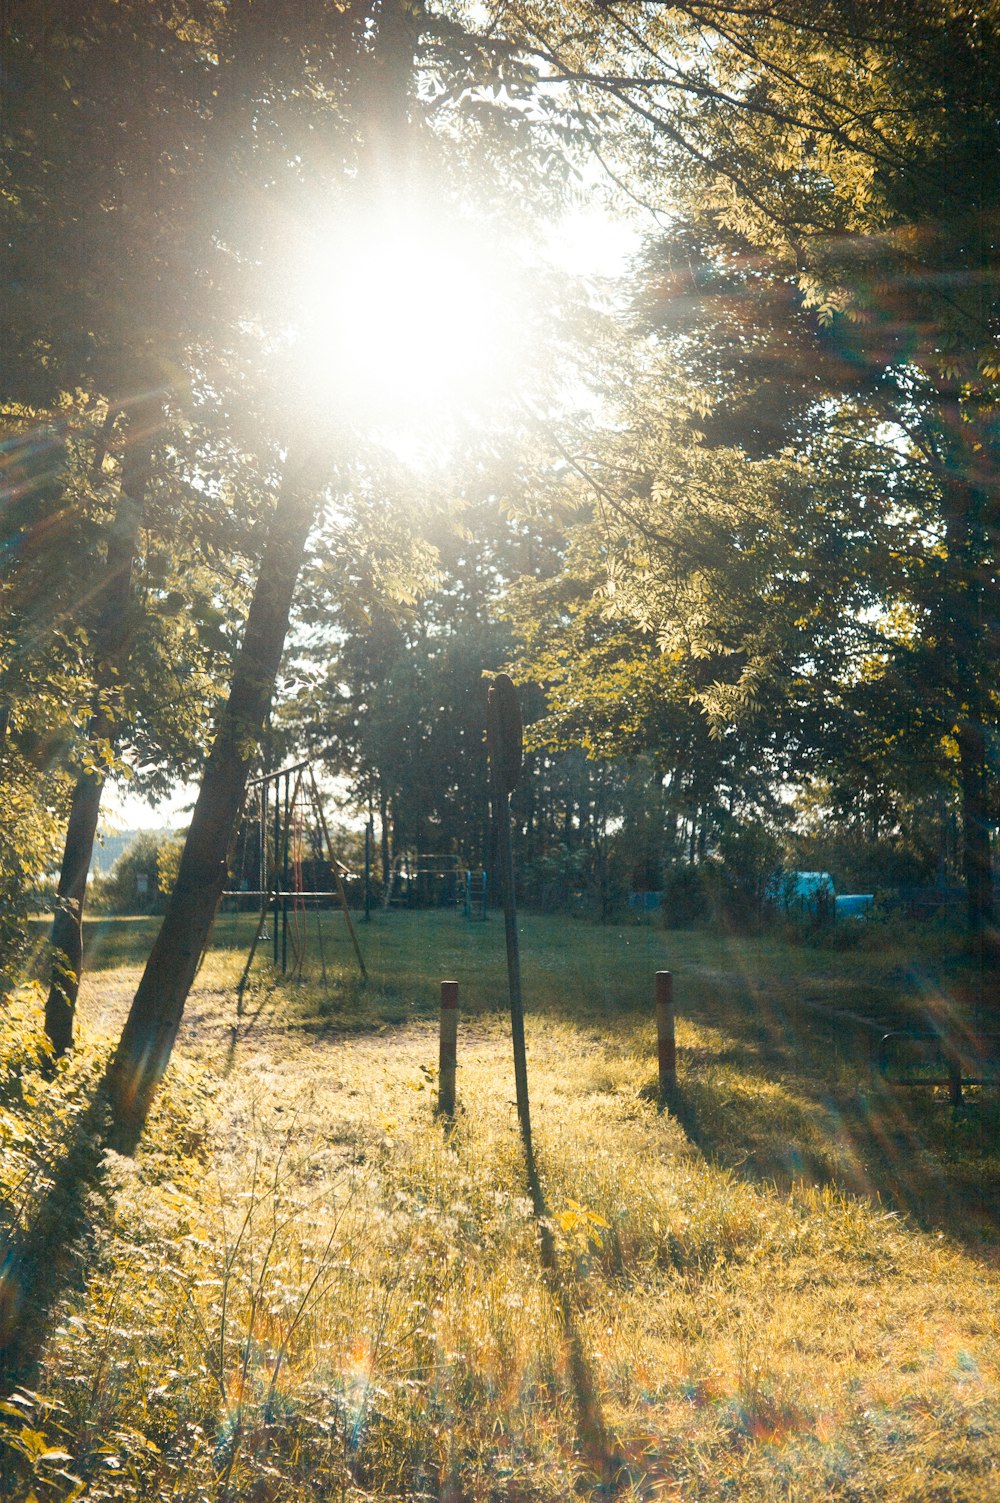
[[101, 779, 199, 833], [103, 203, 640, 835]]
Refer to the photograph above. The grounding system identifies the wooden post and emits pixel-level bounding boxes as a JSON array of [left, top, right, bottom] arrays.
[[439, 980, 458, 1115], [656, 970, 676, 1104]]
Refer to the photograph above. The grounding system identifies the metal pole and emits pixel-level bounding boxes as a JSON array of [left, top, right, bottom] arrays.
[[656, 970, 676, 1104], [281, 770, 291, 974], [258, 784, 265, 910], [438, 980, 458, 1115], [487, 675, 531, 1144], [364, 817, 372, 923], [497, 789, 531, 1136], [309, 765, 367, 979], [272, 775, 281, 967], [487, 680, 614, 1481], [260, 779, 269, 939]]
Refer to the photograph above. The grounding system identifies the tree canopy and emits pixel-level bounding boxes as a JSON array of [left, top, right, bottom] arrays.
[[2, 0, 998, 1111]]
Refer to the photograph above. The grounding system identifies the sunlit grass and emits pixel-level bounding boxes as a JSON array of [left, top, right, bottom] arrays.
[[4, 911, 998, 1499]]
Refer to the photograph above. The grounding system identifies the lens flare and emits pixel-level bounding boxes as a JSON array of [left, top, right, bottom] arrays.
[[286, 205, 524, 435]]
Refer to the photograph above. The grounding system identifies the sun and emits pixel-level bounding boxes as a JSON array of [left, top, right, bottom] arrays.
[[288, 204, 525, 436]]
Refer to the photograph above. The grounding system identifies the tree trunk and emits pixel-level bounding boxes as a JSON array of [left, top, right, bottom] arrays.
[[379, 784, 391, 894], [45, 768, 110, 1054], [933, 424, 996, 954], [106, 456, 320, 1138], [957, 717, 994, 945], [44, 409, 153, 1054]]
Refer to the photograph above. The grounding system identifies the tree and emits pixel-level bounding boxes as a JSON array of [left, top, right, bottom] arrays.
[[90, 830, 185, 916], [286, 461, 567, 874], [105, 0, 579, 1137], [0, 411, 97, 974], [43, 398, 160, 1052], [488, 1, 1000, 947], [2, 2, 250, 1046]]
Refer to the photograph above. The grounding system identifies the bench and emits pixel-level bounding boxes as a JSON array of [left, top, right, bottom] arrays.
[[876, 1030, 1000, 1106]]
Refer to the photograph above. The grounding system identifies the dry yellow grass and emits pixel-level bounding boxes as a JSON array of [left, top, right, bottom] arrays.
[[2, 911, 997, 1500]]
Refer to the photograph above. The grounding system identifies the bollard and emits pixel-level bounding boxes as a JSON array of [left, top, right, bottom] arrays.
[[655, 970, 676, 1103], [439, 980, 458, 1115]]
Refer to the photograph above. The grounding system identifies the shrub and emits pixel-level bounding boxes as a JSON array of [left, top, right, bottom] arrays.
[[659, 861, 713, 926], [89, 830, 185, 915], [716, 818, 783, 929]]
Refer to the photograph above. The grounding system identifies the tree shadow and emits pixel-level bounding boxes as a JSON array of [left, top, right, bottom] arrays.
[[0, 1084, 110, 1397], [218, 941, 1000, 1261], [667, 987, 1000, 1256], [518, 1131, 623, 1493]]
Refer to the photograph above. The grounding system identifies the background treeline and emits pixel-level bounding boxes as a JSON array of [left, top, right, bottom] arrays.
[[3, 0, 999, 1013]]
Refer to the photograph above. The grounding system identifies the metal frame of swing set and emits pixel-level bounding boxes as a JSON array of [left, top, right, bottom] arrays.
[[229, 759, 366, 1011]]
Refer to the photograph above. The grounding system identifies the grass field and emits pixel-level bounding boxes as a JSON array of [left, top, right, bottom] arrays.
[[2, 909, 998, 1501]]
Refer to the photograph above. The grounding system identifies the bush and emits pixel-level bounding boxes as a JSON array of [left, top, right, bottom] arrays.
[[659, 862, 714, 926], [0, 766, 67, 982], [518, 843, 593, 912], [89, 830, 185, 915], [659, 819, 783, 931], [715, 818, 783, 928]]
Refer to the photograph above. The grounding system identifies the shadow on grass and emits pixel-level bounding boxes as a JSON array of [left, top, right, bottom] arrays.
[[223, 980, 282, 1078], [228, 916, 999, 1258], [35, 910, 997, 1260], [0, 1084, 109, 1397], [667, 983, 1000, 1256], [220, 973, 451, 1070], [512, 1124, 622, 1494]]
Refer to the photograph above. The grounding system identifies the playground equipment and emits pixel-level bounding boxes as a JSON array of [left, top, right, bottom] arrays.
[[227, 760, 366, 1007], [461, 866, 488, 920], [382, 852, 459, 908], [380, 852, 488, 917]]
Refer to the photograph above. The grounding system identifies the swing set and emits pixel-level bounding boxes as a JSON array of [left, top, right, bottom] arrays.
[[226, 760, 366, 1010]]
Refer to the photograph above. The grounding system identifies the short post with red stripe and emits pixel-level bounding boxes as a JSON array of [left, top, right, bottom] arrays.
[[438, 980, 458, 1115], [656, 970, 676, 1105]]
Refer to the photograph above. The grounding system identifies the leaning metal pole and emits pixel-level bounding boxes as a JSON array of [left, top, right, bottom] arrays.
[[486, 673, 616, 1480], [486, 674, 531, 1144]]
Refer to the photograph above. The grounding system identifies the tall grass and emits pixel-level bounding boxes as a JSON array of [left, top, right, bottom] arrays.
[[2, 911, 997, 1500]]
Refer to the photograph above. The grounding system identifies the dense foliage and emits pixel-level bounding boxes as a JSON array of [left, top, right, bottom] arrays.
[[1, 1, 997, 1099], [1, 10, 998, 1499]]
